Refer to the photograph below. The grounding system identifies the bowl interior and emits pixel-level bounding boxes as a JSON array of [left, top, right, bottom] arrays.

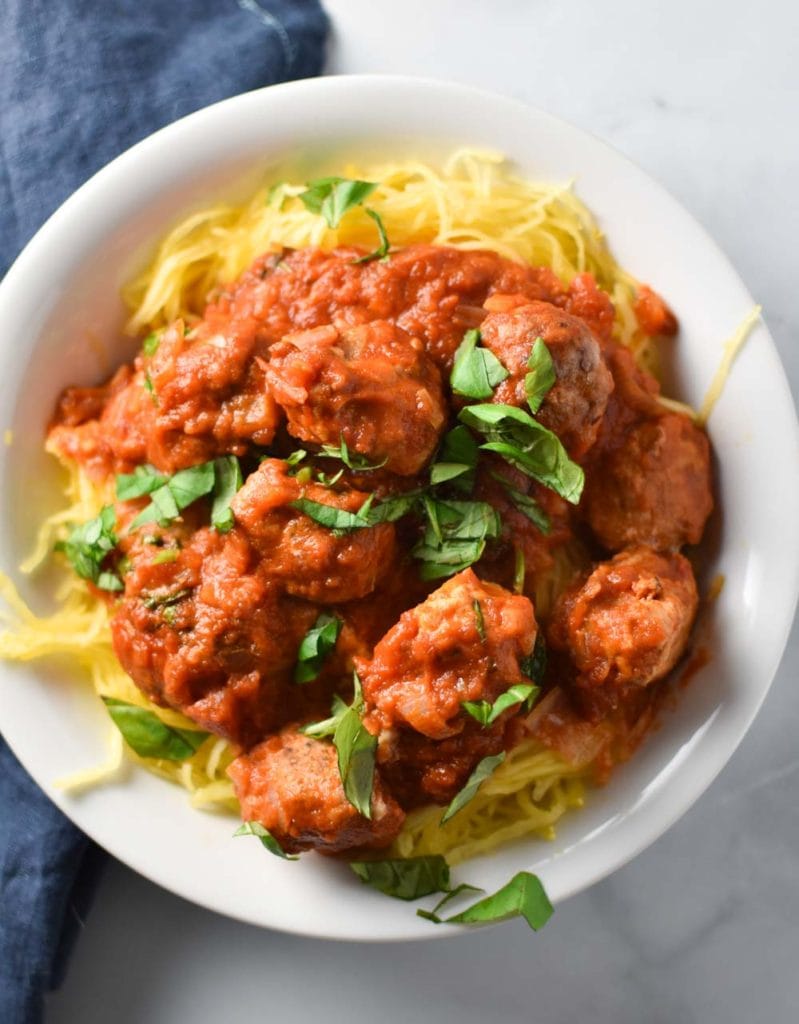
[[0, 77, 797, 940]]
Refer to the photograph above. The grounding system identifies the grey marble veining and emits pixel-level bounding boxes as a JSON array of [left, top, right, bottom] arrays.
[[47, 1, 799, 1021]]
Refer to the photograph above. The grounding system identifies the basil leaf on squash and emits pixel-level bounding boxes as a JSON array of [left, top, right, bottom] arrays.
[[440, 752, 505, 824], [450, 329, 509, 399], [298, 177, 378, 228], [354, 207, 391, 263], [524, 336, 556, 414], [116, 464, 167, 501], [56, 505, 121, 591], [101, 697, 208, 761], [349, 855, 452, 901], [294, 613, 342, 684], [417, 870, 553, 932], [233, 821, 298, 861]]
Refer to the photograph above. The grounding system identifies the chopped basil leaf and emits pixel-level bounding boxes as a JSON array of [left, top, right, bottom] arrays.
[[524, 336, 556, 414], [450, 329, 509, 399], [417, 871, 553, 931], [333, 673, 377, 819], [101, 697, 208, 760], [143, 371, 158, 405], [294, 613, 342, 684], [142, 332, 160, 357], [366, 492, 420, 524], [472, 599, 486, 642], [211, 455, 242, 533], [520, 633, 548, 684], [299, 675, 377, 818], [298, 694, 348, 739], [416, 882, 485, 921], [298, 176, 378, 228], [430, 462, 470, 485], [290, 495, 375, 533], [141, 587, 191, 611], [489, 471, 551, 535], [116, 465, 167, 501], [315, 467, 345, 487], [233, 821, 298, 861], [96, 571, 124, 592], [458, 403, 584, 505], [440, 752, 505, 824], [168, 462, 216, 508], [130, 461, 216, 529], [513, 546, 526, 594], [291, 491, 415, 532], [354, 207, 391, 263], [317, 437, 387, 472], [462, 683, 539, 727], [286, 449, 308, 467], [431, 425, 479, 495], [413, 498, 501, 580], [151, 548, 179, 566], [56, 505, 120, 590], [266, 181, 286, 209], [349, 855, 451, 901]]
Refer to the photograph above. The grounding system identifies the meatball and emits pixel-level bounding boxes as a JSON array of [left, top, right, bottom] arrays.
[[228, 727, 405, 854], [110, 526, 320, 746], [231, 458, 396, 603], [480, 299, 614, 459], [264, 320, 446, 475], [49, 318, 281, 477], [584, 413, 713, 551], [358, 568, 537, 740], [548, 546, 698, 689]]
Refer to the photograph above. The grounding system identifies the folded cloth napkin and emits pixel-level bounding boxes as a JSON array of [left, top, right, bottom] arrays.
[[0, 2, 329, 1021]]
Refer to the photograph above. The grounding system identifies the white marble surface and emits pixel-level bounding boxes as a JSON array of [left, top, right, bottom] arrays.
[[48, 2, 799, 1021]]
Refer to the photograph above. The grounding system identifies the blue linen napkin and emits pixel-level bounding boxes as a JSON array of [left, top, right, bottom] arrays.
[[0, 2, 329, 1021]]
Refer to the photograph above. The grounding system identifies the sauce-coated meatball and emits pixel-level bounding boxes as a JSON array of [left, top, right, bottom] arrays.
[[549, 546, 698, 689], [358, 568, 537, 740], [228, 727, 405, 854], [110, 525, 319, 747], [480, 299, 614, 459], [231, 458, 396, 603], [265, 320, 445, 476], [583, 347, 713, 551]]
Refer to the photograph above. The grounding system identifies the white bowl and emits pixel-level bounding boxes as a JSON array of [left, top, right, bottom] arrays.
[[1, 76, 797, 941]]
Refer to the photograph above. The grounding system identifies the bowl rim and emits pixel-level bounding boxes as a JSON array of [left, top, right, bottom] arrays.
[[1, 73, 797, 941]]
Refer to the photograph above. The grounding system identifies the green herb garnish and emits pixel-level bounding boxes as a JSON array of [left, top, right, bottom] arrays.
[[116, 465, 168, 501], [294, 613, 343, 684], [450, 329, 509, 400], [489, 471, 551, 535], [298, 177, 378, 227], [210, 455, 243, 533], [317, 437, 387, 472], [299, 674, 377, 819], [417, 871, 553, 931], [349, 856, 452, 901], [142, 332, 160, 357], [520, 633, 548, 685], [524, 336, 556, 414], [440, 752, 506, 824], [56, 505, 121, 592], [355, 208, 391, 263], [458, 403, 584, 505], [101, 697, 208, 760], [429, 425, 479, 494], [412, 498, 501, 579], [462, 684, 539, 727], [233, 821, 297, 861]]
